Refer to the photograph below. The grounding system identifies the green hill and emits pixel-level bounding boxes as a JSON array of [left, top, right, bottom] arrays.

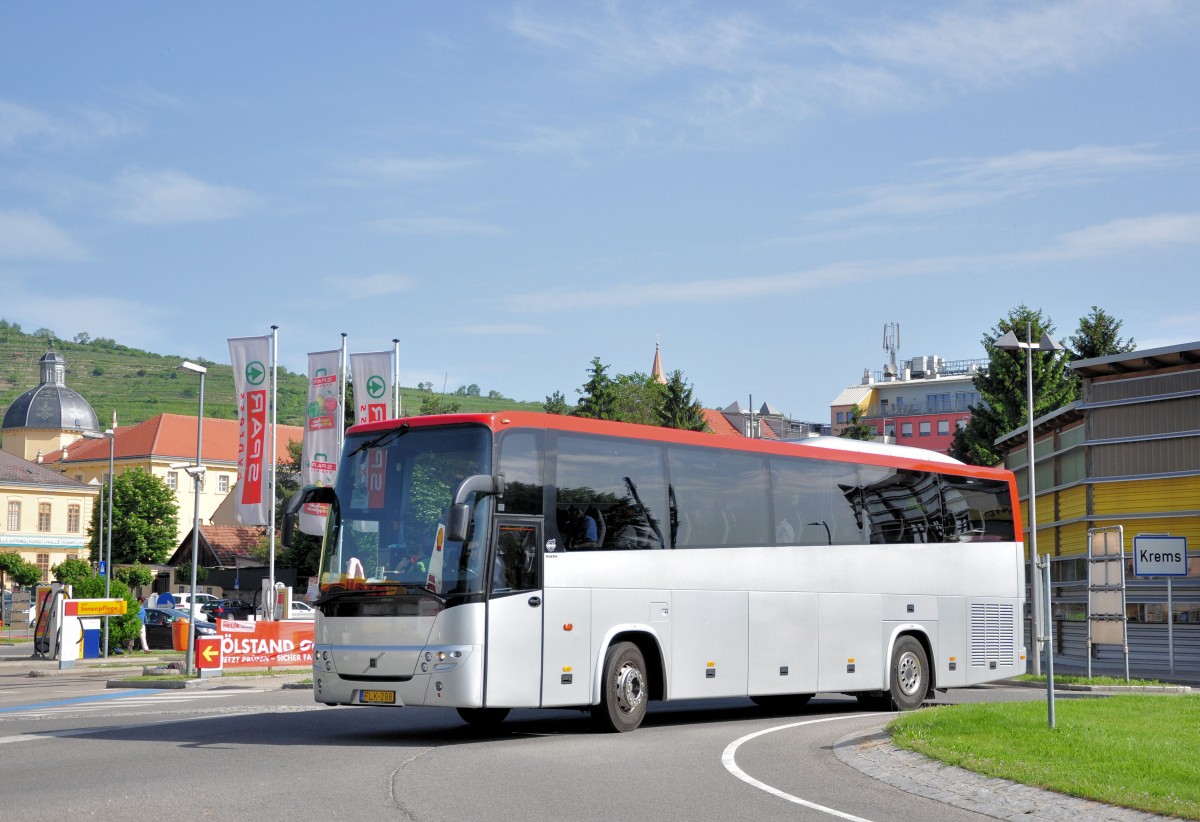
[[0, 320, 543, 431]]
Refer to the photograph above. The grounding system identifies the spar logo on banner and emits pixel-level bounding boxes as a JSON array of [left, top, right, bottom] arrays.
[[361, 374, 387, 423], [242, 379, 268, 505], [228, 336, 271, 526], [350, 351, 394, 424]]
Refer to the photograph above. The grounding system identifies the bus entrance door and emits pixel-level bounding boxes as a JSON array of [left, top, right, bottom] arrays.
[[484, 517, 543, 708]]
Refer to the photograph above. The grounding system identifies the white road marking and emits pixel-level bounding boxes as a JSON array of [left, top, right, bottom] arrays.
[[722, 714, 889, 822]]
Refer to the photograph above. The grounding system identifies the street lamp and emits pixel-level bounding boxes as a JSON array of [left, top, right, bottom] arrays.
[[82, 428, 115, 658], [995, 323, 1062, 725], [178, 360, 206, 676]]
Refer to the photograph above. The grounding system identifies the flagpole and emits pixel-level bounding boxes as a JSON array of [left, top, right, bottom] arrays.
[[339, 333, 348, 455], [268, 324, 279, 616], [392, 339, 401, 418]]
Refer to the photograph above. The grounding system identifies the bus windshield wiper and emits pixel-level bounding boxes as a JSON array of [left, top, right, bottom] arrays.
[[346, 422, 410, 458]]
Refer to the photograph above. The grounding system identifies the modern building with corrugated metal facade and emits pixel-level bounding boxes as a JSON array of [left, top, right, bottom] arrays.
[[997, 341, 1200, 675]]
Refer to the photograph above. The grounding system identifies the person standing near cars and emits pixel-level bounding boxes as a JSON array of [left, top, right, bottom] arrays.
[[137, 597, 150, 652]]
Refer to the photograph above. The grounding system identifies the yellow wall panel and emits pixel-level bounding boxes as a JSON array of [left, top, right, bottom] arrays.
[[1093, 476, 1200, 515], [1089, 516, 1200, 546], [1056, 486, 1087, 520], [1055, 521, 1089, 557]]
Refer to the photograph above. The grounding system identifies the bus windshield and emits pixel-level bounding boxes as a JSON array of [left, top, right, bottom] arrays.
[[318, 423, 492, 597]]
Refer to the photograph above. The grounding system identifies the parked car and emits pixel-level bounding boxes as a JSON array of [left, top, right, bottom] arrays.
[[255, 600, 316, 620], [173, 592, 220, 610], [143, 607, 217, 650], [201, 599, 255, 621]]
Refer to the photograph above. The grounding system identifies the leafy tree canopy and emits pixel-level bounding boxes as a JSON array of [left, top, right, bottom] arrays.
[[574, 357, 619, 421], [957, 304, 1077, 465], [89, 468, 180, 566], [1068, 305, 1136, 360], [53, 557, 96, 587], [657, 370, 708, 432], [0, 551, 42, 589], [543, 390, 569, 415], [838, 405, 877, 441]]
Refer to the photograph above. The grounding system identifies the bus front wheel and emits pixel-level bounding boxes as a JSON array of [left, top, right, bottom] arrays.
[[592, 642, 648, 732]]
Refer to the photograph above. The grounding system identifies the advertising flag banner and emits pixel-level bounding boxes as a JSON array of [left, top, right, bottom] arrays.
[[350, 350, 394, 424], [228, 335, 272, 525], [300, 350, 341, 535]]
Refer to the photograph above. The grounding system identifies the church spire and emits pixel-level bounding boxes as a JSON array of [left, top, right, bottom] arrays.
[[651, 336, 667, 385]]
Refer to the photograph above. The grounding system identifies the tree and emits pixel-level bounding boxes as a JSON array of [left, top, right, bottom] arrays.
[[1068, 305, 1136, 360], [73, 331, 91, 344], [838, 405, 877, 441], [544, 390, 570, 415], [175, 561, 210, 584], [657, 370, 708, 431], [956, 304, 1076, 466], [611, 372, 665, 426], [53, 557, 96, 586], [419, 393, 461, 415], [88, 468, 180, 566], [575, 357, 619, 421], [0, 551, 41, 590], [116, 564, 155, 589], [73, 575, 139, 650], [275, 438, 321, 576]]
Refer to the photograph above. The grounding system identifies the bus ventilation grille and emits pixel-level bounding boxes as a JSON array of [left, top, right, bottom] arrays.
[[969, 603, 1016, 668]]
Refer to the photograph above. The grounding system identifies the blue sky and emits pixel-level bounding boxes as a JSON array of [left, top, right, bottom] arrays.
[[2, 1, 1198, 421]]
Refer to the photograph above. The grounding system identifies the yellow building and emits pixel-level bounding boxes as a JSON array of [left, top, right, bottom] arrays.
[[0, 449, 98, 584], [47, 413, 303, 546], [998, 341, 1199, 674]]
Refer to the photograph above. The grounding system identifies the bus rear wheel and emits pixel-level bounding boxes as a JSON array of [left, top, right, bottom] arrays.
[[457, 707, 510, 727], [592, 642, 648, 732], [859, 636, 929, 711]]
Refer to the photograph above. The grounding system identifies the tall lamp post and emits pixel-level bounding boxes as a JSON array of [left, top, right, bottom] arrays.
[[994, 323, 1063, 684], [82, 428, 115, 657], [178, 360, 207, 676]]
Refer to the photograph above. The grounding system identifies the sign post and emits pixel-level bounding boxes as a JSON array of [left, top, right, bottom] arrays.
[[1133, 534, 1188, 675], [1087, 526, 1128, 681], [195, 635, 223, 678]]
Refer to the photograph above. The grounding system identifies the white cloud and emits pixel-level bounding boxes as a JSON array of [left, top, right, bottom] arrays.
[[111, 168, 258, 224], [503, 2, 1197, 150], [1044, 213, 1200, 259], [843, 0, 1192, 92], [366, 216, 507, 237], [456, 323, 547, 335], [333, 273, 418, 298], [0, 210, 87, 260], [334, 156, 478, 184], [0, 97, 141, 151], [806, 144, 1193, 224]]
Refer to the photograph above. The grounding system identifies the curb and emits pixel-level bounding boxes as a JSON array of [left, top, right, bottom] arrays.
[[1003, 679, 1192, 694]]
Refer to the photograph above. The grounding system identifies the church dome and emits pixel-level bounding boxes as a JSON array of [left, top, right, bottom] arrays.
[[2, 350, 100, 433]]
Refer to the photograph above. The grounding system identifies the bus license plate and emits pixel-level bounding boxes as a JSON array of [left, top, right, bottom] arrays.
[[360, 690, 396, 704]]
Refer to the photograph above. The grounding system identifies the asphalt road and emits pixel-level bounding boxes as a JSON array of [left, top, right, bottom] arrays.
[[0, 660, 1056, 822]]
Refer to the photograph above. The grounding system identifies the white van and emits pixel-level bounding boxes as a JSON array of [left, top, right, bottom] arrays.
[[170, 592, 220, 610]]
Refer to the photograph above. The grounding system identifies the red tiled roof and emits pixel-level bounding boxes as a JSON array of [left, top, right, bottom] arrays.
[[702, 409, 742, 437], [168, 524, 265, 568], [45, 414, 303, 466]]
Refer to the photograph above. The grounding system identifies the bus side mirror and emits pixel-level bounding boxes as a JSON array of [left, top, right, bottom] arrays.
[[447, 474, 505, 542], [448, 504, 470, 543], [281, 485, 337, 548]]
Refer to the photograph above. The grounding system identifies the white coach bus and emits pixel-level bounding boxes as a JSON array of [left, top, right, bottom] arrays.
[[284, 412, 1025, 732]]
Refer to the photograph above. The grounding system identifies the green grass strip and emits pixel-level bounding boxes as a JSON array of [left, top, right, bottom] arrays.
[[890, 696, 1200, 819]]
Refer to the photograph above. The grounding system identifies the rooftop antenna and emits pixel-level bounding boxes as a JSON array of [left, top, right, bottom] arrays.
[[883, 322, 900, 377]]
